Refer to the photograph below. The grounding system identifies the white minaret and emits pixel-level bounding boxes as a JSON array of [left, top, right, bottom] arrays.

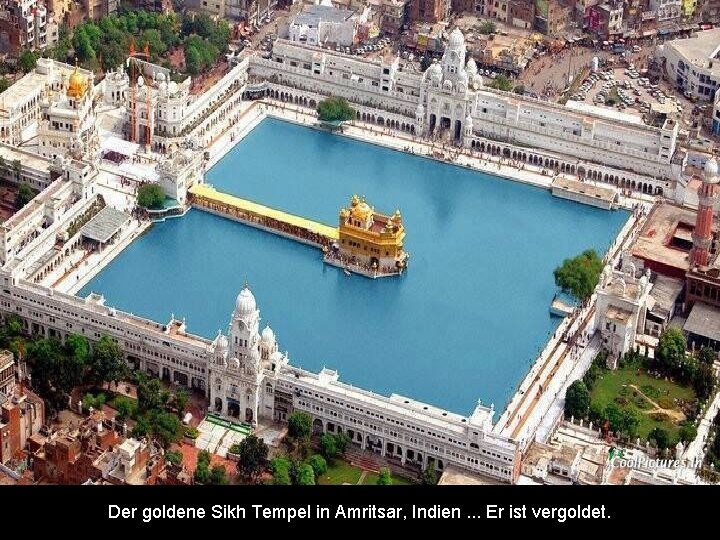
[[441, 28, 467, 82]]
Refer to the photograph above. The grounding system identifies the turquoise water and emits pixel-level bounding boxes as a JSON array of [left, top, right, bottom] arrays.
[[80, 119, 628, 414]]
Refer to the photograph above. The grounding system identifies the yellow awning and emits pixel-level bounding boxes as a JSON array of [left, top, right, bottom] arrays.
[[189, 184, 339, 240]]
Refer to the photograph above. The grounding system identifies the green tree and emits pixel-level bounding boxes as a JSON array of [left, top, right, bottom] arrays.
[[4, 314, 23, 338], [649, 427, 672, 450], [151, 411, 182, 447], [420, 55, 432, 72], [112, 395, 137, 422], [620, 408, 641, 438], [17, 49, 38, 73], [553, 249, 604, 301], [194, 449, 211, 483], [65, 334, 91, 365], [210, 465, 229, 485], [334, 432, 350, 454], [656, 327, 687, 373], [165, 450, 183, 466], [132, 415, 152, 438], [287, 411, 313, 441], [271, 456, 292, 485], [136, 372, 162, 412], [136, 183, 165, 209], [679, 422, 698, 444], [90, 335, 126, 386], [236, 434, 269, 481], [490, 74, 513, 92], [478, 20, 496, 34], [306, 454, 327, 477], [564, 380, 590, 419], [513, 84, 525, 95], [316, 97, 355, 124], [15, 183, 35, 210], [319, 433, 338, 460], [698, 346, 716, 365], [603, 403, 624, 433], [296, 463, 315, 485], [377, 467, 393, 485], [421, 462, 438, 485], [174, 389, 189, 415], [0, 78, 10, 92], [694, 362, 716, 401]]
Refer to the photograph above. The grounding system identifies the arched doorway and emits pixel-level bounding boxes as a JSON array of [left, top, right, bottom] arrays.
[[313, 418, 324, 435], [214, 398, 222, 412], [227, 401, 240, 418], [245, 408, 254, 423]]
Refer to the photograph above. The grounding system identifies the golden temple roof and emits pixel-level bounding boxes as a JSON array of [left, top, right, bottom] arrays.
[[67, 64, 89, 99], [348, 194, 373, 220]]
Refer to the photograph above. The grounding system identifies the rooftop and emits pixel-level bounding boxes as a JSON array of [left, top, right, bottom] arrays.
[[648, 275, 684, 319], [565, 100, 644, 125], [665, 29, 720, 75], [292, 5, 355, 25], [684, 302, 720, 341], [79, 206, 131, 244], [631, 203, 698, 275]]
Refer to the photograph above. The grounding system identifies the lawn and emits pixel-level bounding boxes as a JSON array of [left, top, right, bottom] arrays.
[[363, 471, 415, 485], [590, 362, 696, 440], [317, 460, 363, 485], [317, 459, 416, 485]]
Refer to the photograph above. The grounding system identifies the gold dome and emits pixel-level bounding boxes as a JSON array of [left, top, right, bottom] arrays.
[[350, 201, 373, 220], [392, 209, 402, 223], [67, 65, 88, 99]]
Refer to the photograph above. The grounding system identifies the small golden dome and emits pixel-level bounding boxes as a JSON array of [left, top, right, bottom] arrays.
[[67, 65, 88, 99], [350, 201, 373, 220], [350, 194, 360, 207], [392, 209, 402, 223]]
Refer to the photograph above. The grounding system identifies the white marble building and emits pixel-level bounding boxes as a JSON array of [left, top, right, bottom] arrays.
[[249, 29, 680, 194], [594, 265, 653, 361]]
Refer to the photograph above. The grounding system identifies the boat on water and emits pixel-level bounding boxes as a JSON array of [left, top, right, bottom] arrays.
[[344, 268, 351, 276]]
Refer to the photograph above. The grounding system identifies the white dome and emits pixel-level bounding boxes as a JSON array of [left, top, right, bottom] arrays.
[[235, 286, 257, 316], [428, 61, 442, 82], [458, 69, 469, 84], [466, 57, 477, 76], [216, 334, 228, 350], [448, 28, 465, 48], [704, 157, 719, 180], [261, 325, 276, 344]]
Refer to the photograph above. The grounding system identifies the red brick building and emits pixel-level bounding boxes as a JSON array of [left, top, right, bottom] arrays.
[[410, 0, 449, 23]]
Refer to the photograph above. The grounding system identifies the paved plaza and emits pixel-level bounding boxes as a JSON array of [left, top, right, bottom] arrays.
[[195, 415, 252, 457]]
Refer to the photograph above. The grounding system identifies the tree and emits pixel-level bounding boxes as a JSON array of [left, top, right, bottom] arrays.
[[151, 411, 182, 447], [316, 97, 355, 124], [553, 249, 604, 301], [490, 74, 513, 92], [165, 450, 183, 466], [174, 389, 189, 416], [603, 403, 624, 433], [649, 427, 672, 450], [17, 49, 38, 73], [513, 84, 525, 95], [136, 183, 165, 209], [679, 422, 698, 444], [15, 183, 35, 210], [210, 465, 229, 485], [307, 454, 327, 477], [137, 372, 162, 412], [656, 327, 687, 373], [236, 434, 269, 481], [564, 380, 590, 419], [112, 395, 136, 422], [296, 463, 315, 485], [377, 467, 393, 485], [334, 432, 350, 454], [698, 346, 716, 365], [694, 362, 716, 401], [478, 20, 496, 35], [194, 449, 211, 483], [90, 335, 126, 386], [420, 55, 432, 72], [421, 462, 438, 485], [620, 408, 641, 438], [319, 433, 338, 460], [65, 334, 90, 365], [0, 78, 10, 93], [287, 411, 312, 441], [271, 456, 292, 485]]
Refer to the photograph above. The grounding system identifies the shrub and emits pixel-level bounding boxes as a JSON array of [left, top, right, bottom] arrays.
[[657, 397, 674, 410], [649, 412, 670, 422], [185, 426, 200, 439]]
